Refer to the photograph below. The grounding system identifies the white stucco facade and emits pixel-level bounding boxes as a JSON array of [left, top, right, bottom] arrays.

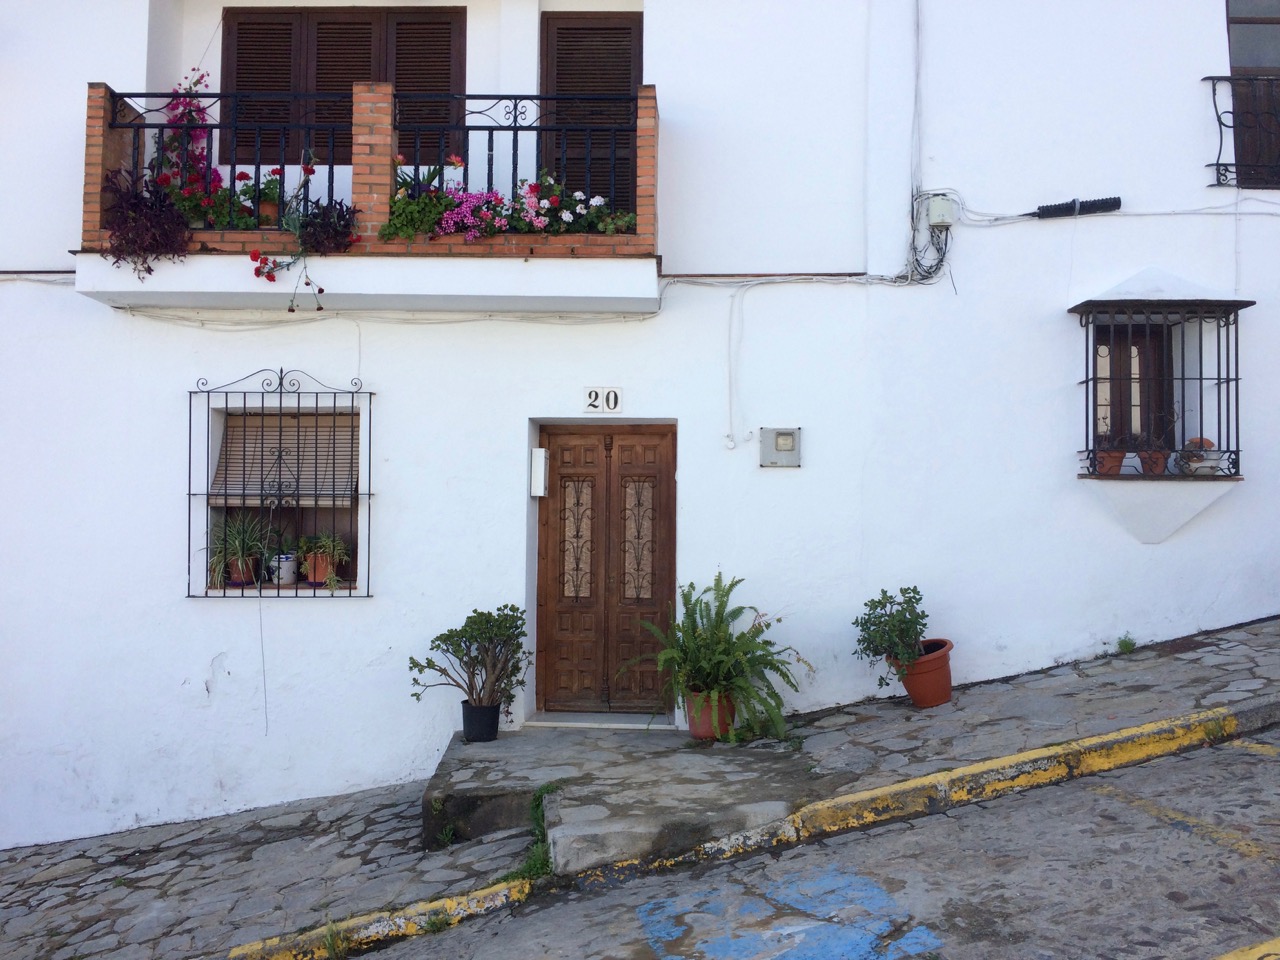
[[2, 0, 1276, 849]]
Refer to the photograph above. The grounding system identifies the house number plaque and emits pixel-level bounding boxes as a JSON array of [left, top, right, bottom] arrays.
[[584, 387, 622, 413]]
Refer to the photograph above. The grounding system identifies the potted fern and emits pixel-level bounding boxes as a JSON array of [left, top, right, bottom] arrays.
[[852, 586, 954, 708], [636, 573, 807, 741], [408, 605, 531, 742]]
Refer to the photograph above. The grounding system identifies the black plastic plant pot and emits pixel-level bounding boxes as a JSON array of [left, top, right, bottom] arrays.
[[461, 700, 500, 742]]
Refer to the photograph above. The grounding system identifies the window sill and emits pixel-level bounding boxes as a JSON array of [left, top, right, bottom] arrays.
[[199, 582, 363, 598], [1077, 474, 1243, 481]]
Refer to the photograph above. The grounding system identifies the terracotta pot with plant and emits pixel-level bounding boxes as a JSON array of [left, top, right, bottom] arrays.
[[630, 573, 810, 742], [408, 604, 532, 743], [853, 586, 954, 708], [208, 510, 270, 588], [298, 531, 350, 593]]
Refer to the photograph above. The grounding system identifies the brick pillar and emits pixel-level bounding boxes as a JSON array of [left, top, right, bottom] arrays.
[[634, 84, 658, 255], [83, 84, 138, 250], [350, 82, 395, 250]]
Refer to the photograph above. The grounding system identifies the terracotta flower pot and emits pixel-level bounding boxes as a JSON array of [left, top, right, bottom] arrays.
[[685, 690, 735, 740], [305, 553, 333, 587], [891, 638, 954, 708], [1094, 450, 1126, 475], [227, 557, 257, 586], [258, 200, 279, 226], [1138, 450, 1171, 475]]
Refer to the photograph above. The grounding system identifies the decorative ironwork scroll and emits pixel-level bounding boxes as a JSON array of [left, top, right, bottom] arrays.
[[620, 477, 655, 601], [560, 478, 594, 599]]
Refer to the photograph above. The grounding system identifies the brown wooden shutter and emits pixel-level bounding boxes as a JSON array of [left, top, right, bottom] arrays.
[[389, 11, 466, 161], [307, 11, 380, 164], [541, 14, 642, 212], [222, 10, 304, 165]]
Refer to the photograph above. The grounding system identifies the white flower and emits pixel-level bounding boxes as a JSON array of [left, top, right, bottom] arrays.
[[561, 210, 574, 222], [589, 196, 605, 207], [539, 199, 550, 210], [576, 204, 587, 215], [573, 191, 585, 201]]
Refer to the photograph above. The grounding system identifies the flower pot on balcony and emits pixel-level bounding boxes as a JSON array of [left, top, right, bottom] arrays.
[[258, 200, 279, 226]]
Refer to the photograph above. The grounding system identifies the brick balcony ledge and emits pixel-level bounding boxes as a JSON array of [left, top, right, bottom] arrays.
[[76, 82, 659, 314]]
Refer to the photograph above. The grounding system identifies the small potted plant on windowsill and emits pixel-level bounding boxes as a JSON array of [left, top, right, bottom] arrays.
[[208, 510, 270, 588], [1178, 437, 1221, 475], [298, 532, 350, 593], [1133, 432, 1172, 476], [852, 586, 953, 708], [408, 604, 532, 743], [630, 573, 809, 742]]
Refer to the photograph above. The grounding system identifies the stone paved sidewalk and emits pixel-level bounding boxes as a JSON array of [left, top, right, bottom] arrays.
[[1, 618, 1276, 960]]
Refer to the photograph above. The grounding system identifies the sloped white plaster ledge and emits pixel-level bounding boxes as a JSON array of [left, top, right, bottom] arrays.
[[1080, 477, 1241, 543]]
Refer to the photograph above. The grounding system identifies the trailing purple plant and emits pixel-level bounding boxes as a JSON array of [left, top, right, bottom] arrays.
[[101, 170, 191, 280]]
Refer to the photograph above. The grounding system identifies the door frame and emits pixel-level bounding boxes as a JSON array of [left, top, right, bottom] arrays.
[[534, 421, 676, 713]]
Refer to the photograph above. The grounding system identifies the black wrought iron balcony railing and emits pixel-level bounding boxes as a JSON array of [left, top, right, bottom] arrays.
[[1205, 75, 1280, 188], [104, 89, 640, 228], [108, 89, 350, 227], [393, 93, 638, 213]]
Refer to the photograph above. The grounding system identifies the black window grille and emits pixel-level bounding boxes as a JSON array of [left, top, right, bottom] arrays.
[[189, 368, 373, 597], [1070, 299, 1251, 478]]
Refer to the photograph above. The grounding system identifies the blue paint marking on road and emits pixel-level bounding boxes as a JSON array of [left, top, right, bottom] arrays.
[[635, 864, 942, 959]]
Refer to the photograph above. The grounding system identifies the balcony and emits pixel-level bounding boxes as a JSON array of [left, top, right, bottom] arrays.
[[76, 83, 659, 313], [1205, 75, 1280, 188]]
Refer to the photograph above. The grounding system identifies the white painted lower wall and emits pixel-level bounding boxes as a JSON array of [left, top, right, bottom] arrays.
[[2, 206, 1278, 848]]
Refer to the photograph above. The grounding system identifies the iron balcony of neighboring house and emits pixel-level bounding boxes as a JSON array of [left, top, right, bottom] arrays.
[[1204, 75, 1280, 188], [76, 84, 660, 313]]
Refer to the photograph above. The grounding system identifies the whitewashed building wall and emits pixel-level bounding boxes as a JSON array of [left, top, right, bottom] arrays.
[[1, 0, 1275, 848]]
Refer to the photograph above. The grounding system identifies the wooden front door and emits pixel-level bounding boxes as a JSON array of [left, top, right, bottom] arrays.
[[536, 425, 675, 712]]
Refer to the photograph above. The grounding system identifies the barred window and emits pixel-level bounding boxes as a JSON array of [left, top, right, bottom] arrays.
[[189, 369, 373, 597], [1071, 294, 1252, 478]]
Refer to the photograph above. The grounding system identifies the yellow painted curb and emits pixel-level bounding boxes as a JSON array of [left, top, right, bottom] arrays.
[[1213, 935, 1280, 959], [227, 878, 531, 960], [782, 707, 1240, 844]]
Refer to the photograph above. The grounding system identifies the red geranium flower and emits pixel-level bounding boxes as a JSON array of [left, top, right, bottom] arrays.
[[301, 164, 316, 176], [269, 167, 283, 177], [187, 173, 201, 184], [528, 183, 540, 195], [155, 173, 171, 187], [548, 195, 560, 207], [235, 171, 251, 181], [249, 249, 260, 260]]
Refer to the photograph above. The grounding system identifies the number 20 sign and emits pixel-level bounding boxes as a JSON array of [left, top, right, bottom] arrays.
[[584, 387, 622, 413]]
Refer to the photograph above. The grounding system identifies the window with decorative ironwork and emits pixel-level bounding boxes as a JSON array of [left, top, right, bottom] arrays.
[[1070, 298, 1250, 478], [1207, 1, 1280, 187], [189, 369, 373, 596]]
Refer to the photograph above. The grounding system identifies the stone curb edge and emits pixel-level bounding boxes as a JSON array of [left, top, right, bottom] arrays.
[[227, 693, 1280, 959]]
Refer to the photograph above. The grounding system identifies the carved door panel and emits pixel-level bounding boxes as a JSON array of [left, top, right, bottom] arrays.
[[537, 425, 675, 712]]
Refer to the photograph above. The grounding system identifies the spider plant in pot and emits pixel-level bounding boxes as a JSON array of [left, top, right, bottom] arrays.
[[297, 532, 349, 593], [208, 511, 270, 588], [633, 573, 809, 742], [408, 604, 532, 742], [852, 586, 953, 708]]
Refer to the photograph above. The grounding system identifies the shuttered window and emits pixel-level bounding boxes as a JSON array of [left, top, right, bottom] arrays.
[[211, 414, 359, 508], [222, 7, 465, 165], [541, 14, 642, 212]]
